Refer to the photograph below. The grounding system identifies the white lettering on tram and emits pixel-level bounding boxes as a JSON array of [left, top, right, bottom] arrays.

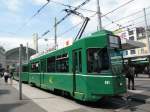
[[104, 80, 111, 85]]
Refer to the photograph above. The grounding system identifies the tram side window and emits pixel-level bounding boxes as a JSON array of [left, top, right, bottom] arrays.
[[41, 59, 47, 72], [73, 50, 82, 73], [31, 62, 39, 72], [87, 48, 109, 73], [47, 56, 56, 72], [56, 53, 69, 72], [79, 51, 82, 72], [22, 65, 28, 72]]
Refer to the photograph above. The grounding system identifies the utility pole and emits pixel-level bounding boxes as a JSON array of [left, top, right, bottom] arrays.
[[144, 8, 150, 53], [19, 44, 23, 100], [96, 0, 102, 30], [36, 34, 38, 53], [26, 42, 29, 63], [54, 17, 57, 50], [33, 33, 38, 53]]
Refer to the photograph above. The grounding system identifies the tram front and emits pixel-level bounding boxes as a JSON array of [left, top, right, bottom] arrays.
[[109, 35, 126, 94], [85, 34, 126, 101]]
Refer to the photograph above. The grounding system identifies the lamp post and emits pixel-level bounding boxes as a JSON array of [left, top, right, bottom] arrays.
[[19, 44, 23, 100]]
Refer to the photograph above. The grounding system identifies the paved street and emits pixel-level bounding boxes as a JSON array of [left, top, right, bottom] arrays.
[[0, 74, 150, 112]]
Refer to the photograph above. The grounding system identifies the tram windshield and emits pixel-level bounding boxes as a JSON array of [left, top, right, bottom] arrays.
[[110, 49, 123, 75], [109, 35, 123, 75], [87, 48, 109, 73]]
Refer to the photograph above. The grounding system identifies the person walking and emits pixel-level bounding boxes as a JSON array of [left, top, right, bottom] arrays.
[[4, 70, 9, 83]]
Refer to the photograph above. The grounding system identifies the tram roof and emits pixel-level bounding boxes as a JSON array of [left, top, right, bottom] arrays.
[[30, 30, 112, 61], [31, 30, 145, 61]]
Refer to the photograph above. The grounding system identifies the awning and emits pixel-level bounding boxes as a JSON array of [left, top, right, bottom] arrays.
[[121, 39, 145, 50]]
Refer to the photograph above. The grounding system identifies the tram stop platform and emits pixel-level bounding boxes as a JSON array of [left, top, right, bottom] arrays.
[[0, 78, 46, 112], [127, 76, 150, 104]]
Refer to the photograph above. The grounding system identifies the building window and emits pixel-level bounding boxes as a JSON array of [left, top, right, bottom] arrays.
[[126, 51, 128, 55], [141, 48, 144, 54], [129, 36, 134, 40], [136, 27, 146, 39], [130, 49, 136, 54], [138, 33, 143, 37], [128, 30, 134, 35], [121, 32, 126, 38], [123, 51, 128, 56]]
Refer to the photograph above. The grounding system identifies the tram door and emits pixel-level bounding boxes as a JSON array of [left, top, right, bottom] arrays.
[[72, 49, 82, 94], [40, 59, 46, 86]]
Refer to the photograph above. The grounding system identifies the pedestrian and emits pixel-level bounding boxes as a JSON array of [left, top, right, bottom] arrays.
[[147, 66, 150, 78], [126, 65, 135, 90], [4, 70, 9, 83], [9, 71, 13, 84]]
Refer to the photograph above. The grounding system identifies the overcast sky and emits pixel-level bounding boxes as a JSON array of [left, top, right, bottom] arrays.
[[0, 0, 150, 51]]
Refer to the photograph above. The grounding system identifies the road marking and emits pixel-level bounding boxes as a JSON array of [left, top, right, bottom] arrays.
[[128, 90, 144, 94]]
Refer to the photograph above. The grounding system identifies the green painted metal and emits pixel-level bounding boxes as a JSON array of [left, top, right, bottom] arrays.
[[21, 72, 29, 82]]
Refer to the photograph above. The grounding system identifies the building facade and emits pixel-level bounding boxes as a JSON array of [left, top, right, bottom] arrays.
[[5, 47, 36, 68], [117, 27, 150, 57], [0, 46, 5, 69]]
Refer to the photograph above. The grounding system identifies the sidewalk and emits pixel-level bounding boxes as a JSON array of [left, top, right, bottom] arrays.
[[127, 78, 150, 104], [1, 78, 106, 112], [0, 79, 46, 112]]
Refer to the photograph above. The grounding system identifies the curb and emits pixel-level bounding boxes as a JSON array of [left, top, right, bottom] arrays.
[[128, 96, 150, 104]]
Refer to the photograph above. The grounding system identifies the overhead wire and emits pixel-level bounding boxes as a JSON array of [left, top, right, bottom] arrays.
[[40, 0, 93, 39], [104, 10, 143, 28], [109, 13, 150, 31], [0, 30, 16, 35], [49, 0, 137, 33], [57, 12, 97, 37], [104, 6, 150, 28], [50, 0, 97, 13], [17, 0, 137, 38], [33, 0, 137, 39], [111, 16, 150, 33], [16, 0, 50, 32], [102, 0, 136, 17], [50, 0, 137, 37]]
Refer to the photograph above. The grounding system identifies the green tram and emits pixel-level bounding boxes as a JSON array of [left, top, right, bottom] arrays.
[[13, 64, 19, 81], [21, 30, 126, 101], [13, 63, 29, 82], [132, 58, 149, 75], [21, 63, 29, 82]]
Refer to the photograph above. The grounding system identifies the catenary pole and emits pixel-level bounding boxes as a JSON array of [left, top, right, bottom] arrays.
[[144, 8, 150, 53], [96, 0, 102, 30], [26, 42, 29, 63], [19, 44, 23, 100], [54, 17, 57, 50], [36, 33, 38, 53]]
